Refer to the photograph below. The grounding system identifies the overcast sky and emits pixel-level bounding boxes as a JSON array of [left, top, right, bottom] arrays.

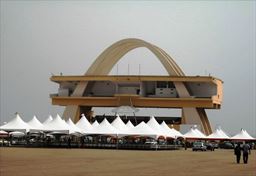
[[1, 1, 255, 136]]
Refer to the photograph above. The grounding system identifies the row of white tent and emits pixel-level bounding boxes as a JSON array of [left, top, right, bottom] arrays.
[[0, 114, 255, 141]]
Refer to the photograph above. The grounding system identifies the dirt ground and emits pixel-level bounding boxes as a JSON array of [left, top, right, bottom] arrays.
[[0, 147, 255, 176]]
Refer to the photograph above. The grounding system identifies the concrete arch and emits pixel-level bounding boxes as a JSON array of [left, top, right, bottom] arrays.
[[63, 38, 212, 135], [85, 38, 185, 76]]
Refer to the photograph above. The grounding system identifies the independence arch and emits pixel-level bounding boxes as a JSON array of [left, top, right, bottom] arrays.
[[52, 38, 223, 135]]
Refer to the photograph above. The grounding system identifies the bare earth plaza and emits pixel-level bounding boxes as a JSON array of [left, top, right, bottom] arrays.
[[0, 148, 255, 176], [0, 1, 256, 176]]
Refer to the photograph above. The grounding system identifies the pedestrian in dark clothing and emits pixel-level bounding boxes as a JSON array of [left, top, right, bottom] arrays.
[[242, 143, 250, 164], [68, 137, 71, 149], [184, 142, 187, 150], [80, 137, 84, 148], [234, 143, 241, 164]]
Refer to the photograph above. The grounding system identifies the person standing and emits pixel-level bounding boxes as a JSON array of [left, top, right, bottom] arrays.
[[234, 143, 241, 164], [242, 142, 250, 164], [68, 137, 71, 149]]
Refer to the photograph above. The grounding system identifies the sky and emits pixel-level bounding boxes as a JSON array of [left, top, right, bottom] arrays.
[[0, 1, 255, 136]]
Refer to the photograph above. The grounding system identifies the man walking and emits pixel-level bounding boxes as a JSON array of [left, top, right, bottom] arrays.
[[242, 142, 250, 164], [234, 143, 241, 164]]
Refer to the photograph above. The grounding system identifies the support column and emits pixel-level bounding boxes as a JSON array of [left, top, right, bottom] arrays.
[[174, 82, 212, 135], [63, 105, 80, 122]]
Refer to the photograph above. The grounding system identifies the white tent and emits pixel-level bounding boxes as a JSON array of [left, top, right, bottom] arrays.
[[160, 121, 184, 139], [42, 114, 72, 134], [111, 115, 129, 132], [119, 121, 159, 139], [230, 129, 255, 141], [92, 120, 99, 128], [43, 115, 53, 125], [147, 116, 175, 138], [66, 118, 82, 135], [184, 126, 206, 139], [194, 128, 207, 138], [85, 118, 119, 136], [27, 115, 45, 132], [126, 120, 134, 129], [0, 114, 31, 132], [206, 127, 230, 140], [75, 114, 93, 133], [218, 127, 231, 138]]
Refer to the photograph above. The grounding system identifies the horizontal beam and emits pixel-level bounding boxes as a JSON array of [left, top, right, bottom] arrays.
[[51, 96, 220, 109], [50, 75, 222, 83]]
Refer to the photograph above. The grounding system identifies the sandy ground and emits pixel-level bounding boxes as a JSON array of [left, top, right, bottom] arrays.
[[0, 147, 255, 176]]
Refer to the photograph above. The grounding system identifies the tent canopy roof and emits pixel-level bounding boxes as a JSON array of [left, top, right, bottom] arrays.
[[231, 129, 255, 141], [0, 114, 31, 132], [184, 126, 206, 139]]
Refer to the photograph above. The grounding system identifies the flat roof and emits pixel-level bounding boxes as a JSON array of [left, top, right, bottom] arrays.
[[51, 75, 223, 83]]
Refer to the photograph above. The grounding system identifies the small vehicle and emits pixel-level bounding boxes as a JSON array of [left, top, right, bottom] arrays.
[[206, 143, 215, 151], [145, 141, 157, 145], [145, 141, 158, 149], [212, 143, 219, 149], [219, 142, 234, 149], [192, 141, 207, 151]]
